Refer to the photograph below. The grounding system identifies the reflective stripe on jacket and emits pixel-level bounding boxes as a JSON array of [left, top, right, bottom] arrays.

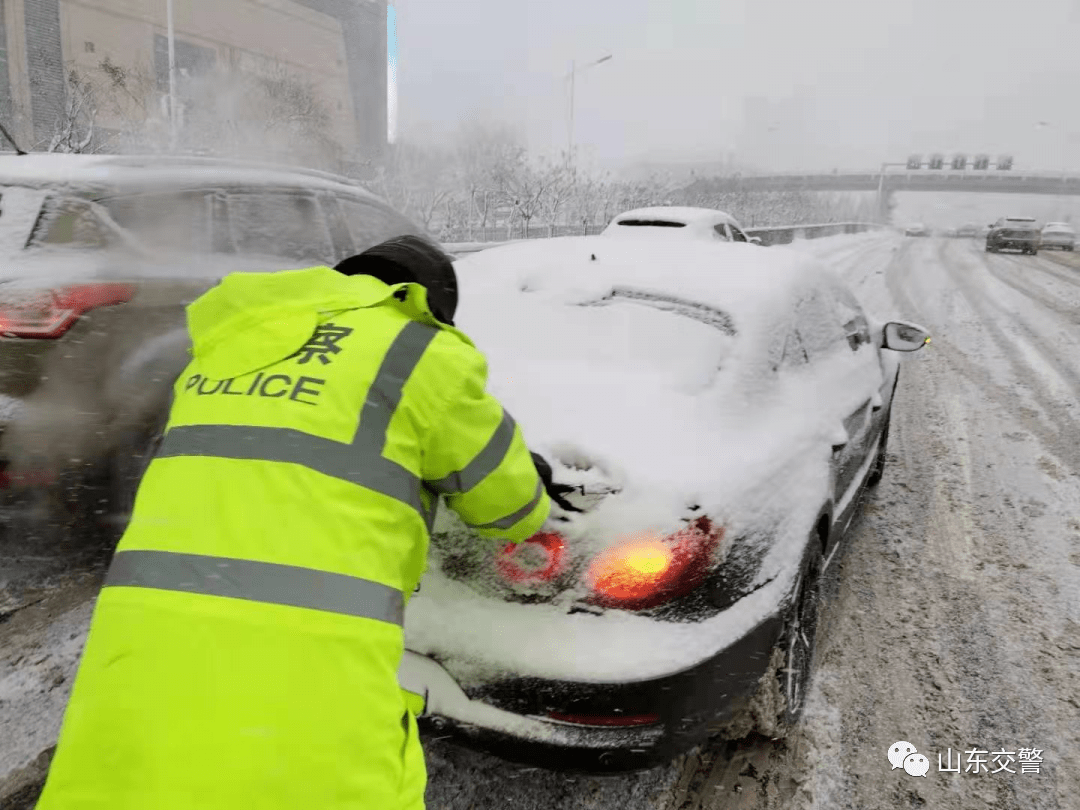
[[35, 266, 550, 810]]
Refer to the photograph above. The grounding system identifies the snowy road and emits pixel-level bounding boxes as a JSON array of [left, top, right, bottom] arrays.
[[3, 234, 1080, 809]]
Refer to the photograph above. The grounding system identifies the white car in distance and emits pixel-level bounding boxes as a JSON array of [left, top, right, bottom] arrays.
[[1039, 222, 1076, 251], [602, 206, 762, 245]]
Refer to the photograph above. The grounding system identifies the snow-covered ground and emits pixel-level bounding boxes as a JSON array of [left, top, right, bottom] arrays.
[[3, 232, 1080, 809]]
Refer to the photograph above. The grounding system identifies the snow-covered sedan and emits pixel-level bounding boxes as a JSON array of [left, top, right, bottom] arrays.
[[1039, 222, 1075, 251], [601, 206, 762, 245], [400, 237, 930, 770]]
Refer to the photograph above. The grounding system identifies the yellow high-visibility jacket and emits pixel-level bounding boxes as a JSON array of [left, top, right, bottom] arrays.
[[35, 267, 551, 810]]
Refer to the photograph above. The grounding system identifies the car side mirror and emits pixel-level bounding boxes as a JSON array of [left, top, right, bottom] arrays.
[[882, 321, 931, 351]]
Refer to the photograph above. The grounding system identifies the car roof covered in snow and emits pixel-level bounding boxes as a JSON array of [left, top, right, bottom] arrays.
[[607, 206, 739, 227], [455, 235, 824, 328], [0, 153, 381, 200]]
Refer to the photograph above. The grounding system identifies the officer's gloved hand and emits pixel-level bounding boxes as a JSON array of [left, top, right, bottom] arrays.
[[531, 452, 583, 513]]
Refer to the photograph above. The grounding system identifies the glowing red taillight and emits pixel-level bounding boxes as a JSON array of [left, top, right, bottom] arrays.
[[585, 517, 722, 610], [0, 284, 135, 339], [496, 531, 566, 584]]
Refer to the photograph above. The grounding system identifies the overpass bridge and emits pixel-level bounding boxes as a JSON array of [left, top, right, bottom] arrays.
[[687, 169, 1080, 195]]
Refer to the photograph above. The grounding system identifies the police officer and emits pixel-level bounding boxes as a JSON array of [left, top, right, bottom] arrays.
[[36, 236, 558, 810]]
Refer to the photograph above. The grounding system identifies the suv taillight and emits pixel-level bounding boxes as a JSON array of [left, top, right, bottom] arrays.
[[0, 284, 135, 339]]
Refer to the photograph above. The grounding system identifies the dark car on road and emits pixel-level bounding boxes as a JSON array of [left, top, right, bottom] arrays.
[[399, 237, 931, 771], [0, 154, 429, 541], [986, 217, 1040, 254]]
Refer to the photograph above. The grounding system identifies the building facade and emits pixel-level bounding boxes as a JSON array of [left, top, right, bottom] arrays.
[[0, 0, 387, 159]]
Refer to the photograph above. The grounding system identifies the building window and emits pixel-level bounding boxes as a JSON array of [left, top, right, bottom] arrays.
[[84, 41, 95, 53]]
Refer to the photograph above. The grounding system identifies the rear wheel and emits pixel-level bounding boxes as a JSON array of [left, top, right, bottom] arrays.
[[705, 538, 824, 741], [775, 547, 822, 730]]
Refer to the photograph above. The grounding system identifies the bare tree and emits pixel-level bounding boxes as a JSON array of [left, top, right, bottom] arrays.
[[567, 171, 610, 234], [451, 120, 527, 239], [491, 152, 560, 239], [45, 67, 98, 153], [534, 158, 574, 237], [369, 140, 455, 233]]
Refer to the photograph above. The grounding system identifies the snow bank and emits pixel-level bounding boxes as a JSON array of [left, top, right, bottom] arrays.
[[0, 600, 93, 780]]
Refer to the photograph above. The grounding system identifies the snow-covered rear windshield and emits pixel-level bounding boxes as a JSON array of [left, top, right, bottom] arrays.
[[480, 290, 736, 394]]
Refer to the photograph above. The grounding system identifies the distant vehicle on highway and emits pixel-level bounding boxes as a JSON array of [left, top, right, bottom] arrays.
[[986, 217, 1040, 255], [0, 154, 430, 541], [904, 223, 929, 237], [1039, 222, 1076, 251], [956, 223, 979, 238], [401, 235, 930, 771], [602, 206, 762, 245]]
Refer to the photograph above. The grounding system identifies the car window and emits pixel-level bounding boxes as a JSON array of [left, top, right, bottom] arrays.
[[829, 284, 872, 351], [781, 329, 809, 368], [729, 225, 748, 243], [226, 191, 335, 264], [337, 196, 429, 252], [713, 223, 731, 241], [792, 287, 848, 360], [25, 196, 120, 250], [98, 192, 213, 254]]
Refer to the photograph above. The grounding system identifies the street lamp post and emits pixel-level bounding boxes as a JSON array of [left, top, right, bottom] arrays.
[[567, 54, 612, 169], [167, 0, 178, 149]]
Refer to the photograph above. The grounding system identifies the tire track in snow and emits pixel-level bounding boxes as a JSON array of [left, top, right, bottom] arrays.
[[1033, 249, 1080, 283], [950, 244, 1080, 396], [918, 241, 1080, 473], [977, 251, 1080, 325]]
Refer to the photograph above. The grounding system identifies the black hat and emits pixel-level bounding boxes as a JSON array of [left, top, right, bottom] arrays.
[[335, 235, 458, 325]]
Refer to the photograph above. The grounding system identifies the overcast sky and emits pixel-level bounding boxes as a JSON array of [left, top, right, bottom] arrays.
[[393, 0, 1080, 174]]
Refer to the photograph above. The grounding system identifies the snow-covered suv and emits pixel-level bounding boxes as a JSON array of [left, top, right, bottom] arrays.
[[0, 154, 429, 540]]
